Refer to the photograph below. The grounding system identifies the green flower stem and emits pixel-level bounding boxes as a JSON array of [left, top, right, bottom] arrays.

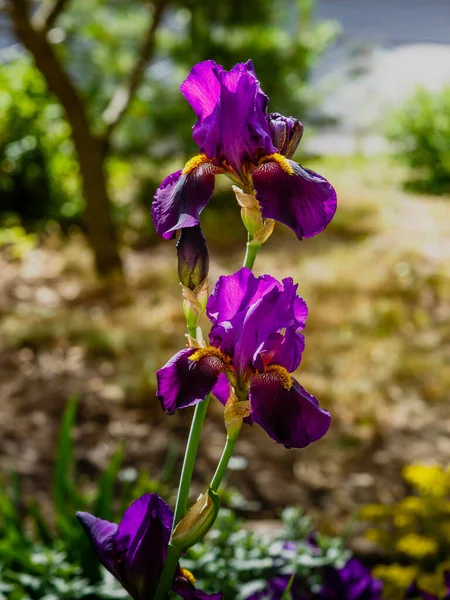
[[155, 323, 210, 598], [243, 235, 261, 270], [153, 543, 181, 600], [172, 395, 210, 526], [209, 430, 240, 492]]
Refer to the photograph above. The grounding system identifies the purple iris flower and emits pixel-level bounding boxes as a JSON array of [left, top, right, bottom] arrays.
[[76, 493, 222, 600], [245, 559, 383, 600], [245, 575, 307, 600], [319, 559, 383, 600], [152, 60, 336, 241], [156, 268, 330, 449]]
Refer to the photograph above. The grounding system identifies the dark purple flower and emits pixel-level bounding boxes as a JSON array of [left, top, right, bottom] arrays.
[[157, 268, 330, 449], [319, 559, 383, 600], [246, 559, 383, 600], [245, 575, 308, 600], [76, 493, 222, 600], [152, 60, 336, 241]]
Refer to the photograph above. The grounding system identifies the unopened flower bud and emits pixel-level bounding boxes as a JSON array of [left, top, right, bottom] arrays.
[[268, 112, 304, 159], [177, 226, 209, 291], [171, 489, 220, 551]]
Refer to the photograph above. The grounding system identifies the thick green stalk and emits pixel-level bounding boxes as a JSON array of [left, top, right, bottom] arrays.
[[172, 396, 210, 526], [154, 326, 210, 599], [209, 431, 239, 492], [243, 235, 261, 270], [153, 543, 180, 600]]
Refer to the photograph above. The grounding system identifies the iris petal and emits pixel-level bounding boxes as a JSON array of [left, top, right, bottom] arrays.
[[180, 60, 275, 173], [157, 348, 223, 413], [249, 376, 330, 449], [235, 278, 302, 376], [152, 164, 218, 240], [212, 372, 230, 405], [75, 512, 119, 580], [115, 494, 172, 600], [207, 268, 280, 356], [253, 327, 305, 373], [252, 160, 337, 239]]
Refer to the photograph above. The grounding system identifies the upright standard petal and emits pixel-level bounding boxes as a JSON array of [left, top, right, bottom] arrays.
[[252, 327, 305, 373], [249, 377, 331, 449], [212, 64, 275, 175], [157, 348, 223, 413], [207, 268, 281, 356], [114, 494, 172, 600], [76, 512, 120, 580], [181, 60, 275, 173], [234, 278, 304, 376], [252, 161, 337, 239], [180, 60, 221, 122], [152, 164, 218, 240]]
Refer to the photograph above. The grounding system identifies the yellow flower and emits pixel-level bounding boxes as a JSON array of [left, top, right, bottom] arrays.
[[359, 503, 391, 521], [374, 564, 417, 588], [365, 528, 387, 546], [393, 513, 415, 529], [396, 533, 438, 558], [403, 464, 450, 498], [396, 496, 425, 516]]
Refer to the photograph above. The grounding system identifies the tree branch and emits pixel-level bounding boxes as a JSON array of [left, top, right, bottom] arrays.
[[102, 0, 168, 139], [8, 0, 93, 144], [32, 0, 70, 32]]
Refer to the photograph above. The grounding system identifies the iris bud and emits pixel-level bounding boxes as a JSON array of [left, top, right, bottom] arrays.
[[177, 225, 209, 291], [171, 489, 220, 551], [268, 112, 304, 159]]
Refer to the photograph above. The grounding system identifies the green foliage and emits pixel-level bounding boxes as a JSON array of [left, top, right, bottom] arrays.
[[183, 507, 350, 600], [0, 56, 82, 222], [359, 463, 450, 599], [0, 396, 165, 599], [1, 0, 337, 228], [387, 86, 450, 194]]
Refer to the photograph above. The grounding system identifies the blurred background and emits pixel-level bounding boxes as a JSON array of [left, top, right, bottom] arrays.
[[0, 0, 449, 597]]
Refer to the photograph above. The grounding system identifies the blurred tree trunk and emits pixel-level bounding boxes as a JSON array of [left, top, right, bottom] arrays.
[[8, 0, 167, 277]]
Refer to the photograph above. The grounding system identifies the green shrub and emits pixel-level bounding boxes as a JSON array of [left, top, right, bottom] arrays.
[[0, 396, 351, 600], [0, 57, 83, 223], [386, 87, 450, 194]]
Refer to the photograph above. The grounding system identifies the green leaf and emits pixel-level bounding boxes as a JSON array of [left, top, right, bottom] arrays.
[[280, 574, 295, 600]]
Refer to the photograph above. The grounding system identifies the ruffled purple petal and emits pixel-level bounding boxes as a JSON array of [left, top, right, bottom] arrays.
[[152, 165, 218, 240], [212, 63, 275, 175], [212, 372, 230, 405], [207, 268, 280, 326], [207, 268, 281, 355], [253, 327, 305, 373], [76, 512, 119, 580], [252, 161, 337, 239], [249, 377, 330, 449], [180, 60, 221, 123], [157, 348, 223, 413], [235, 278, 303, 376], [113, 493, 173, 600], [181, 61, 275, 172]]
